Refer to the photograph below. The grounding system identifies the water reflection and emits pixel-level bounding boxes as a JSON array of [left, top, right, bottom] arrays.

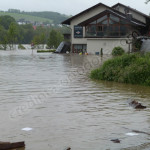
[[0, 50, 150, 150]]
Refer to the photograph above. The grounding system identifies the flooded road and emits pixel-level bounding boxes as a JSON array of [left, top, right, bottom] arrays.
[[0, 50, 150, 150]]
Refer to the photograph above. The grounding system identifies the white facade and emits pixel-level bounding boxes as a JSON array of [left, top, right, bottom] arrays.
[[87, 38, 130, 54]]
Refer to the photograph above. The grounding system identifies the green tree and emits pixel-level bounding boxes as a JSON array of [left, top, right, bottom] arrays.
[[1, 36, 8, 50], [47, 29, 64, 49], [21, 24, 34, 44], [32, 33, 46, 49], [7, 22, 19, 49], [0, 25, 8, 50], [40, 33, 46, 48], [0, 15, 16, 30]]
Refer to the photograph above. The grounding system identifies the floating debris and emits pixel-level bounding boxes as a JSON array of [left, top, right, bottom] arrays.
[[64, 147, 71, 150], [21, 127, 33, 131], [0, 141, 25, 149], [129, 100, 146, 109], [111, 139, 121, 143], [132, 130, 150, 135], [39, 57, 46, 59]]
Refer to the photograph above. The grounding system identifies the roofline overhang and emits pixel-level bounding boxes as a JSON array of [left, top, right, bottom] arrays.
[[78, 9, 146, 27], [112, 3, 150, 19], [61, 2, 149, 26], [61, 3, 111, 25]]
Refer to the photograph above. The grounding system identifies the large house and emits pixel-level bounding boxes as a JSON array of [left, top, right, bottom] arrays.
[[62, 3, 150, 54]]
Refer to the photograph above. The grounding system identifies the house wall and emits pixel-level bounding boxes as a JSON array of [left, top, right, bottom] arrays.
[[116, 5, 146, 23], [70, 5, 107, 46], [87, 38, 130, 54]]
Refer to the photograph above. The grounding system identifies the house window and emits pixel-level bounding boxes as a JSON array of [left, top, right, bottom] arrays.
[[110, 14, 120, 23], [97, 15, 107, 23], [90, 21, 96, 24], [73, 44, 87, 53], [97, 26, 103, 31], [85, 25, 96, 36], [85, 13, 131, 38]]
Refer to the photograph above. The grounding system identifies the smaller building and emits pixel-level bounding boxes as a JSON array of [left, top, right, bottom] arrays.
[[62, 3, 150, 54]]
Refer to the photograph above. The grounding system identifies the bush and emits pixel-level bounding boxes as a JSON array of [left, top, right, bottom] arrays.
[[90, 53, 150, 86], [18, 44, 26, 50], [37, 49, 56, 53], [112, 46, 125, 56]]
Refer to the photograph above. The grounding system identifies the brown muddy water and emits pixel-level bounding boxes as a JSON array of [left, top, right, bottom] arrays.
[[0, 50, 150, 150]]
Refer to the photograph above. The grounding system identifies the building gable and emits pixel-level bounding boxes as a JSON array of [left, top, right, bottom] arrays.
[[112, 3, 150, 24], [62, 3, 110, 25]]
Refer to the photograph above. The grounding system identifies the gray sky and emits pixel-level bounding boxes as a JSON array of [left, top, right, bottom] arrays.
[[1, 0, 150, 15]]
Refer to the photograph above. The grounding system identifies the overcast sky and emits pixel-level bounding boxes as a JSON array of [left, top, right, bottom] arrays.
[[0, 0, 150, 15]]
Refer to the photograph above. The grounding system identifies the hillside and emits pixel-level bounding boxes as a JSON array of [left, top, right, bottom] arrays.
[[0, 10, 70, 25], [23, 11, 69, 24]]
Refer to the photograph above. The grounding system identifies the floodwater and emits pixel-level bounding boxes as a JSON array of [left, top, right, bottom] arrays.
[[0, 50, 150, 150]]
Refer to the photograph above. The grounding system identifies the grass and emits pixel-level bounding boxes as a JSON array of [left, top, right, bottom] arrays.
[[90, 53, 150, 86], [37, 49, 56, 53]]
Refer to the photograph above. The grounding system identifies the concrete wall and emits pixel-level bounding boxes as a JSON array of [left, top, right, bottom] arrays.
[[87, 38, 130, 54], [116, 5, 146, 23]]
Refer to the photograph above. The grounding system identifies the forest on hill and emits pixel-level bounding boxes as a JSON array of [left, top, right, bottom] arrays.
[[0, 9, 70, 25]]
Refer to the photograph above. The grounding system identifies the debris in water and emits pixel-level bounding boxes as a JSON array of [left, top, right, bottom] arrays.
[[0, 141, 25, 149], [129, 100, 146, 109], [39, 57, 46, 59], [111, 139, 120, 143], [126, 132, 139, 136], [21, 127, 33, 131], [132, 130, 150, 135], [64, 147, 71, 150]]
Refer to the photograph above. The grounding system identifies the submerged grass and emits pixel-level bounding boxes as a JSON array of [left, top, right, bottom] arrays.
[[90, 53, 150, 86], [37, 49, 56, 53]]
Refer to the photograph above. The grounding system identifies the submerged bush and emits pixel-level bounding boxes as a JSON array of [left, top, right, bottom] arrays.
[[90, 53, 150, 86], [37, 49, 56, 53], [18, 44, 26, 50], [112, 46, 125, 56]]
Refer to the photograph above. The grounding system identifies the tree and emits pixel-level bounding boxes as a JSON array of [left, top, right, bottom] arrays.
[[18, 24, 34, 44], [0, 15, 16, 30], [7, 22, 19, 49], [145, 0, 150, 4], [47, 29, 64, 49], [39, 33, 46, 48], [0, 25, 8, 50], [32, 33, 46, 49]]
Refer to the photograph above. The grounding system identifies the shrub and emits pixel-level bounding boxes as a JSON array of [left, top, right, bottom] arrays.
[[18, 44, 26, 50], [90, 53, 150, 86], [37, 49, 56, 53], [112, 46, 125, 56]]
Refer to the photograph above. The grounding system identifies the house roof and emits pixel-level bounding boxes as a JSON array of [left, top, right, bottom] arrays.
[[62, 2, 149, 25], [61, 3, 111, 25], [112, 3, 150, 19], [78, 9, 146, 27]]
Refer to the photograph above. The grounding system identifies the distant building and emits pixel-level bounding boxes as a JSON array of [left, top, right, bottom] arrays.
[[62, 3, 150, 54]]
